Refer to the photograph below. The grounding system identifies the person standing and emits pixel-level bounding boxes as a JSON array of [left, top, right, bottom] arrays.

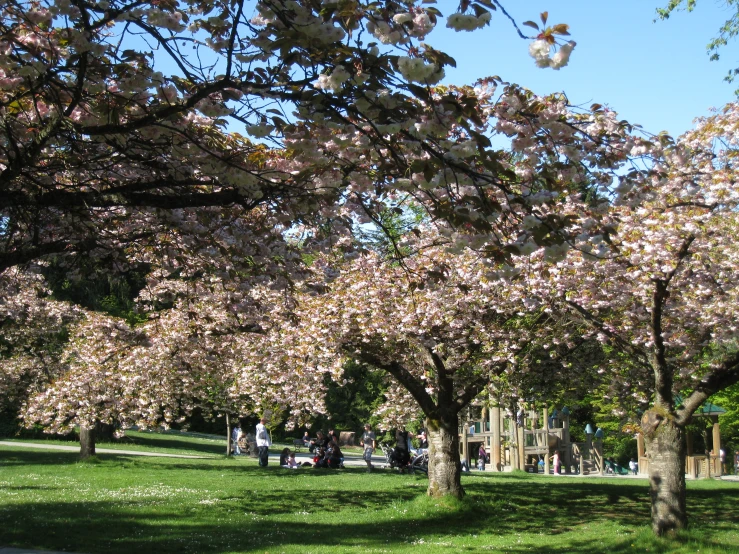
[[360, 424, 376, 473], [393, 426, 411, 468], [551, 451, 561, 475], [231, 423, 242, 455], [256, 417, 271, 467], [629, 458, 638, 476], [478, 444, 487, 471]]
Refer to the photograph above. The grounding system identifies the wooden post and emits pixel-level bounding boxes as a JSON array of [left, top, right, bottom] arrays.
[[712, 415, 722, 476], [492, 406, 501, 471], [517, 425, 525, 470], [637, 432, 645, 475], [462, 422, 468, 468]]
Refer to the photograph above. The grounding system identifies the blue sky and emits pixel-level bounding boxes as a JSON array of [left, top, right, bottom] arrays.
[[431, 0, 736, 137]]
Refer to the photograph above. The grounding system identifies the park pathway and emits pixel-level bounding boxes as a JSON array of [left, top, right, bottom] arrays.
[[0, 440, 383, 466], [0, 440, 210, 459]]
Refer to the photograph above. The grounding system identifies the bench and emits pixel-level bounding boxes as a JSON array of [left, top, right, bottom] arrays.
[[293, 438, 307, 452]]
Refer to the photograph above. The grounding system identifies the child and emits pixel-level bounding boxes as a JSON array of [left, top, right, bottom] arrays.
[[286, 452, 299, 469]]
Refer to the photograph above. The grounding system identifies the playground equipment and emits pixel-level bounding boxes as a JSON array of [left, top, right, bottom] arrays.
[[460, 397, 727, 479], [459, 405, 606, 475]]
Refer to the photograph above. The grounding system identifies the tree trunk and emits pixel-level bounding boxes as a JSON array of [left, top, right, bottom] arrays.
[[226, 413, 232, 457], [642, 408, 687, 536], [79, 426, 96, 459], [426, 412, 464, 498]]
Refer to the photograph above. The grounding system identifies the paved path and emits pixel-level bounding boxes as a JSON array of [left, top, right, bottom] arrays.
[[0, 440, 210, 459], [0, 549, 71, 554], [0, 440, 384, 465]]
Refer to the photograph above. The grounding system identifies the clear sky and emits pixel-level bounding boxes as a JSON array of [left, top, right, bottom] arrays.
[[431, 0, 736, 137]]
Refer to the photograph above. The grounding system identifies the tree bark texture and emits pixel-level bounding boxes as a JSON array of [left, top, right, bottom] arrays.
[[79, 426, 96, 459], [426, 412, 464, 499], [642, 408, 687, 536]]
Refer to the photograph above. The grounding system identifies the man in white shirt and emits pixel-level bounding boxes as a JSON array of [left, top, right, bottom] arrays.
[[256, 417, 271, 467]]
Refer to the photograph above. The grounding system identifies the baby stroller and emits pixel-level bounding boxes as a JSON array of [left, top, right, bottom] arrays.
[[380, 442, 421, 473]]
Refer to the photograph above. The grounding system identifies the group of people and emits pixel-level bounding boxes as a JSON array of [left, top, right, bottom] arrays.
[[230, 423, 251, 456], [230, 417, 273, 467], [239, 420, 433, 472], [308, 429, 345, 468]]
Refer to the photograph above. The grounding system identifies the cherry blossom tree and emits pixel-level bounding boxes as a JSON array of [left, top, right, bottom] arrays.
[[537, 102, 739, 536], [18, 259, 331, 456], [0, 268, 81, 416], [0, 0, 581, 276], [273, 231, 594, 497]]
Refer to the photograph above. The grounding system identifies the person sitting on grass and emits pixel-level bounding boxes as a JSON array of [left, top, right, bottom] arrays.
[[327, 440, 343, 468], [315, 440, 343, 469], [279, 447, 291, 467]]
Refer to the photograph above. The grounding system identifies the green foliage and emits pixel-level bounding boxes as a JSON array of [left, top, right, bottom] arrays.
[[312, 360, 388, 436], [708, 383, 739, 449], [355, 201, 426, 259], [43, 259, 148, 326]]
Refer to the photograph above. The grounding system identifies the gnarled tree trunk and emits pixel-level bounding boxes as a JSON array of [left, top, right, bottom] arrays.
[[426, 411, 463, 498], [642, 408, 687, 536], [79, 426, 96, 459]]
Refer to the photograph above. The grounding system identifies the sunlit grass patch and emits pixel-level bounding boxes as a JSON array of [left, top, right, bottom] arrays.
[[1, 436, 738, 553]]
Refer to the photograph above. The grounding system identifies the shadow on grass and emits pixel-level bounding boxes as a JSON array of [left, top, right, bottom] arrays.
[[1, 450, 737, 554], [100, 431, 226, 455], [0, 492, 733, 554]]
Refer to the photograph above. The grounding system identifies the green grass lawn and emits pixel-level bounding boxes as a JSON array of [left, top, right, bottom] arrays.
[[1, 437, 738, 554]]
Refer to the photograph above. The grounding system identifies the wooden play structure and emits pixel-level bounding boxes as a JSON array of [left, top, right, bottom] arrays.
[[459, 405, 606, 475], [460, 398, 727, 479]]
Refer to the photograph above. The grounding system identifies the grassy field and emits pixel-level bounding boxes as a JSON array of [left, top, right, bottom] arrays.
[[1, 434, 738, 554]]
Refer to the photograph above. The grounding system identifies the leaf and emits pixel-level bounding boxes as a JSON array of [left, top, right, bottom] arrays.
[[551, 23, 570, 36], [475, 0, 496, 9], [472, 4, 488, 18], [540, 11, 548, 25], [522, 21, 539, 30]]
